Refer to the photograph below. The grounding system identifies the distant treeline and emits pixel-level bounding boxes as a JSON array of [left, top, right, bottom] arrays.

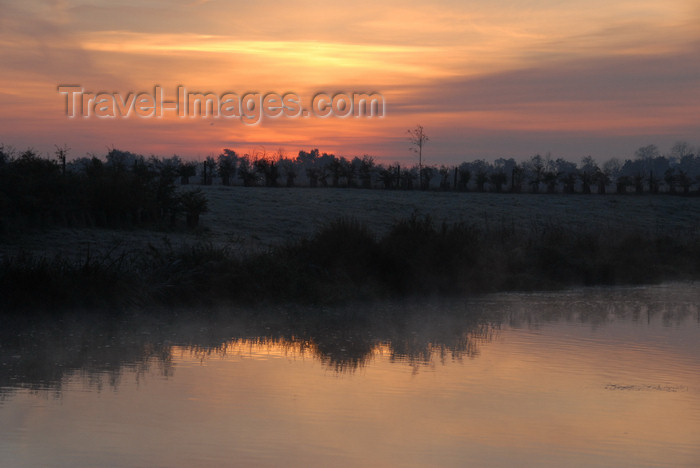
[[28, 141, 700, 194], [214, 142, 698, 194]]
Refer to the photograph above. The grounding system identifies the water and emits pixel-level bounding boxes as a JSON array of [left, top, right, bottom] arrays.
[[1, 284, 699, 467]]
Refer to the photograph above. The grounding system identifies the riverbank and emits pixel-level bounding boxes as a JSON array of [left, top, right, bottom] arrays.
[[2, 215, 699, 312]]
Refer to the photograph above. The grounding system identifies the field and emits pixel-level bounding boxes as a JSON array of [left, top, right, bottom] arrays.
[[3, 186, 700, 259], [203, 186, 700, 244]]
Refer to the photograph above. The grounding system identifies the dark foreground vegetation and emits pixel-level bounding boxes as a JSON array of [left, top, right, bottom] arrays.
[[0, 146, 209, 234], [2, 215, 699, 312]]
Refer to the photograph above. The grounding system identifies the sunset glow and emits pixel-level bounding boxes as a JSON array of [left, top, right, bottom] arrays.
[[1, 0, 698, 163]]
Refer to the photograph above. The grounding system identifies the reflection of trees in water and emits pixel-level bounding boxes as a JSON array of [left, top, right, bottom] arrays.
[[0, 314, 176, 400], [496, 285, 700, 329], [1, 284, 698, 398], [185, 302, 495, 373]]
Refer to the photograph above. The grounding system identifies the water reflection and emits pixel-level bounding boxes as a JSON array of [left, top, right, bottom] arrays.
[[1, 283, 698, 398], [2, 284, 700, 468]]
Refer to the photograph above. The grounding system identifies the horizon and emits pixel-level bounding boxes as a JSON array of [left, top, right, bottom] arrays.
[[1, 139, 696, 168], [1, 1, 699, 164]]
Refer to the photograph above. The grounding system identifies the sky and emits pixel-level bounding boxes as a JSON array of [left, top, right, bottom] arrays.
[[0, 0, 699, 164]]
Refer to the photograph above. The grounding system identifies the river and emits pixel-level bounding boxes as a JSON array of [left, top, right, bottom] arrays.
[[1, 283, 699, 467]]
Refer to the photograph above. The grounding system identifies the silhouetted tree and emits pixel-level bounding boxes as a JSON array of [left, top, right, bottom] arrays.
[[217, 149, 238, 186], [648, 171, 660, 194], [358, 155, 374, 188], [106, 148, 139, 170], [297, 149, 321, 188], [595, 168, 609, 194], [579, 156, 599, 194], [631, 172, 644, 194], [377, 165, 394, 189], [669, 141, 694, 162], [152, 157, 180, 224], [438, 165, 451, 190], [678, 152, 700, 175], [200, 156, 216, 185], [392, 164, 402, 189], [408, 125, 429, 189], [470, 160, 489, 192], [254, 156, 280, 187], [400, 166, 417, 190], [280, 158, 297, 187], [602, 158, 621, 193], [554, 159, 577, 194], [510, 165, 523, 193], [490, 170, 508, 193], [340, 157, 355, 187], [677, 169, 693, 195], [180, 189, 208, 228], [525, 154, 545, 193], [616, 175, 631, 194], [541, 171, 556, 194], [306, 167, 320, 188], [0, 144, 11, 166], [420, 165, 435, 190], [457, 163, 471, 191], [237, 155, 257, 186], [54, 144, 69, 176], [636, 144, 660, 162], [664, 168, 677, 194], [179, 161, 197, 184], [328, 156, 342, 188]]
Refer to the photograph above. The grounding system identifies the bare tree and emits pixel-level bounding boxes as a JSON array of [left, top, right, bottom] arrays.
[[408, 125, 429, 189], [54, 144, 70, 176], [669, 141, 693, 162]]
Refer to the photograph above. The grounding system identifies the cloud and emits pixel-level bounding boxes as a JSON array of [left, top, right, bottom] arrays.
[[1, 0, 698, 162], [390, 45, 700, 126]]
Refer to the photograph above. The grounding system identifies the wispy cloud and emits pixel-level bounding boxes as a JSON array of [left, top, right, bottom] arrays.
[[0, 0, 698, 161]]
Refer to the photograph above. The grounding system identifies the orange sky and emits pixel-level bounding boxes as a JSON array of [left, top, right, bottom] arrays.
[[1, 0, 699, 164]]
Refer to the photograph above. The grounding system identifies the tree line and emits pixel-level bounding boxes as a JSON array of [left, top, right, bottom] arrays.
[[1, 140, 699, 232], [98, 141, 699, 195], [0, 145, 208, 231]]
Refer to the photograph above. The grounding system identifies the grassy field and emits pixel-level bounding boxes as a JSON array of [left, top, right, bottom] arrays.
[[202, 186, 700, 244], [2, 186, 700, 258]]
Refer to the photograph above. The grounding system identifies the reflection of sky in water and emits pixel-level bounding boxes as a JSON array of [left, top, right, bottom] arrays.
[[1, 284, 699, 467]]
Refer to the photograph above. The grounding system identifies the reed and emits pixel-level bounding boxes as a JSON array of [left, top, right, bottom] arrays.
[[2, 216, 699, 313]]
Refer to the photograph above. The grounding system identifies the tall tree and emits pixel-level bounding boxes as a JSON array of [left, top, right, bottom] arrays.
[[408, 125, 429, 189], [54, 144, 69, 176]]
